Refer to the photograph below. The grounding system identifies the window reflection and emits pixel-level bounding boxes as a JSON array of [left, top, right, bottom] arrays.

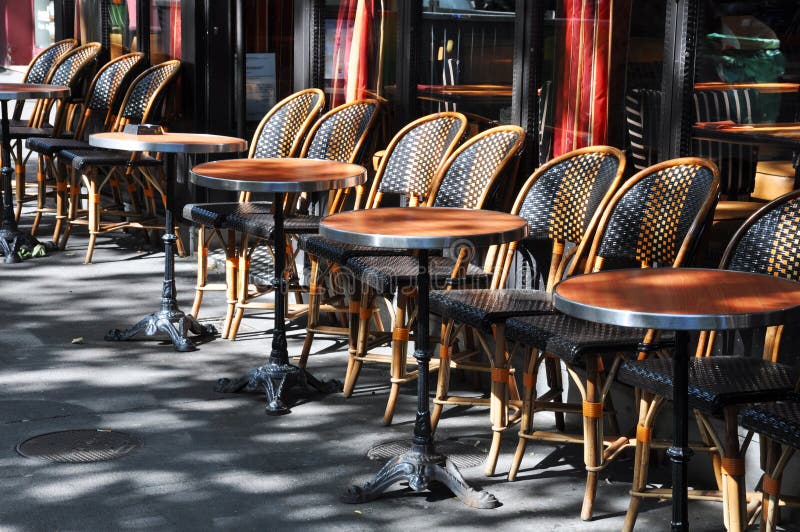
[[109, 0, 137, 58]]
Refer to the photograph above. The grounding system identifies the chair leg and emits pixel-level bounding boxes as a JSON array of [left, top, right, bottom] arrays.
[[52, 160, 68, 244], [485, 322, 509, 476], [14, 142, 24, 220], [721, 407, 746, 532], [431, 319, 455, 431], [299, 256, 322, 369], [384, 290, 409, 426], [544, 354, 566, 432], [623, 391, 662, 532], [508, 348, 540, 481], [191, 224, 209, 318], [220, 230, 238, 339], [31, 155, 46, 236], [581, 354, 603, 521], [227, 236, 249, 341], [343, 286, 365, 397], [84, 175, 99, 264]]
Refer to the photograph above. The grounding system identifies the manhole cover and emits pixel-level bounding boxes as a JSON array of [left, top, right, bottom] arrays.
[[16, 429, 140, 463], [367, 438, 486, 469]]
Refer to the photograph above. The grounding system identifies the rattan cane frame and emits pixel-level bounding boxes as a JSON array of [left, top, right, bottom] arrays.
[[249, 88, 325, 159], [116, 60, 181, 125], [299, 98, 380, 163]]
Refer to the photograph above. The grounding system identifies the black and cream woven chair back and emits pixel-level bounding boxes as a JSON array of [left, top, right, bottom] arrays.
[[372, 112, 467, 204], [13, 38, 77, 120], [85, 52, 144, 128], [115, 60, 181, 127], [590, 157, 719, 269], [250, 88, 325, 159], [300, 99, 379, 163], [625, 88, 662, 172], [693, 88, 760, 200], [721, 189, 800, 280], [430, 125, 525, 209]]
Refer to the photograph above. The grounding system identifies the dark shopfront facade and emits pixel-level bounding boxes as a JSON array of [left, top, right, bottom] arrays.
[[24, 1, 800, 206]]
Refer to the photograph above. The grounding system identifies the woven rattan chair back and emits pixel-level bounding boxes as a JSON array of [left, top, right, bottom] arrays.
[[299, 98, 379, 163], [429, 125, 525, 209], [250, 88, 325, 159], [13, 38, 77, 120], [366, 112, 467, 207], [81, 52, 144, 135], [588, 157, 719, 270], [35, 43, 102, 131], [113, 60, 181, 129], [506, 146, 626, 289]]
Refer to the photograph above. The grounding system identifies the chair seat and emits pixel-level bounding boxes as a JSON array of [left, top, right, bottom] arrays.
[[27, 137, 91, 156], [346, 255, 490, 294], [618, 357, 798, 415], [224, 202, 321, 237], [505, 314, 651, 365], [58, 149, 161, 171], [299, 235, 407, 264], [430, 288, 553, 334], [740, 396, 800, 448], [5, 126, 54, 139], [182, 202, 240, 228]]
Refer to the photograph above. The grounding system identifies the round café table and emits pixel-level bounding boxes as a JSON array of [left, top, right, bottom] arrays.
[[89, 132, 247, 351], [552, 268, 800, 531], [320, 206, 528, 509], [0, 83, 69, 263], [189, 158, 367, 414]]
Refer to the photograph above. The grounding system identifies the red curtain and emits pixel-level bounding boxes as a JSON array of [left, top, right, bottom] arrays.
[[168, 1, 181, 59], [553, 0, 612, 156], [331, 0, 373, 107]]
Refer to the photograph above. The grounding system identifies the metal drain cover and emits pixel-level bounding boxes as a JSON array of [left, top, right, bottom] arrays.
[[367, 438, 486, 469], [16, 429, 140, 463]]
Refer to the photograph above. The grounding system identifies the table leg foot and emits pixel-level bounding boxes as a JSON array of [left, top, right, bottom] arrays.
[[105, 310, 216, 352], [342, 443, 499, 509], [214, 362, 342, 413], [0, 228, 45, 263]]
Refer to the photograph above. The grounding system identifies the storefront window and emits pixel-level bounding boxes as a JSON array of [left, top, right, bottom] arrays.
[[417, 1, 515, 128], [109, 0, 137, 58], [151, 0, 180, 63]]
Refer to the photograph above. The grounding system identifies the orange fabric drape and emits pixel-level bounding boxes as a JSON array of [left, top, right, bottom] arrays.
[[553, 0, 613, 156], [331, 0, 373, 107]]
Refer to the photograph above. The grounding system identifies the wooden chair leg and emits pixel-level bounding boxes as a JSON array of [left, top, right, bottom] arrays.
[[299, 256, 321, 369], [227, 237, 249, 341], [31, 155, 46, 236], [52, 160, 68, 243], [722, 407, 746, 532], [485, 322, 509, 476], [581, 354, 602, 521], [508, 348, 540, 481], [220, 230, 238, 339], [85, 176, 99, 264], [544, 354, 566, 432], [59, 167, 78, 249], [431, 319, 455, 430], [343, 287, 366, 397], [384, 290, 409, 426], [623, 391, 662, 532], [14, 142, 24, 220], [191, 224, 208, 318]]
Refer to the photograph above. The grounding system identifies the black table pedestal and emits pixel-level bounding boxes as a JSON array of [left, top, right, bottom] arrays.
[[0, 100, 43, 263], [669, 330, 693, 531], [105, 153, 215, 351], [341, 250, 498, 509], [214, 192, 339, 414]]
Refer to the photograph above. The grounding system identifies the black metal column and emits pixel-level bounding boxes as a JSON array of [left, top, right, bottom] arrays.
[[668, 330, 693, 531], [0, 100, 20, 263]]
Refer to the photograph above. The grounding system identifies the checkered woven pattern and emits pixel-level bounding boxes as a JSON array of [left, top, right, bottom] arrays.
[[598, 163, 715, 265], [520, 151, 620, 242], [432, 129, 523, 208], [48, 44, 101, 89], [305, 101, 377, 162], [727, 194, 800, 279], [430, 289, 553, 333], [25, 40, 76, 84], [121, 61, 180, 121], [379, 115, 465, 197], [87, 54, 143, 111], [253, 91, 323, 159], [741, 396, 800, 448]]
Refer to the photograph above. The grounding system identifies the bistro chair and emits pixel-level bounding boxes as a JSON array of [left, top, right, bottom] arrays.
[[296, 112, 468, 359], [213, 98, 380, 340], [183, 88, 326, 324], [26, 52, 144, 241], [6, 42, 101, 220], [342, 125, 526, 426], [10, 38, 77, 124], [740, 393, 800, 532], [57, 60, 181, 263], [618, 189, 800, 532], [429, 145, 626, 475], [504, 158, 719, 521]]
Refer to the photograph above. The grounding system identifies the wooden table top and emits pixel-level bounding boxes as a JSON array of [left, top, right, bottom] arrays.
[[89, 132, 247, 154], [0, 83, 69, 100], [695, 81, 800, 94], [320, 207, 528, 250], [189, 158, 367, 193], [554, 268, 800, 331]]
